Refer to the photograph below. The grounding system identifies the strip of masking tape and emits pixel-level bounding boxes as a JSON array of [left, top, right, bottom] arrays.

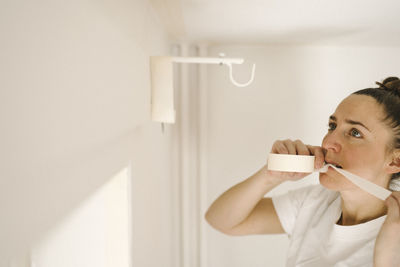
[[267, 153, 392, 200], [326, 164, 391, 201]]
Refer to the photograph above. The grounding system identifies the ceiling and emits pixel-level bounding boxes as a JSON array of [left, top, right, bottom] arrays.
[[150, 0, 400, 46]]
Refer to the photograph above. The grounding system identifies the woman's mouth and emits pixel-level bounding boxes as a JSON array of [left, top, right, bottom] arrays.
[[325, 161, 343, 169]]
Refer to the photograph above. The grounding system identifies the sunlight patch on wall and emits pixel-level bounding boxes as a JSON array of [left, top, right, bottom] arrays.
[[30, 166, 132, 267]]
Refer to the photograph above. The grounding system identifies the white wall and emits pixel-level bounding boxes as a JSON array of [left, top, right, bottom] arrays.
[[205, 45, 400, 267], [0, 0, 175, 266], [3, 2, 400, 266]]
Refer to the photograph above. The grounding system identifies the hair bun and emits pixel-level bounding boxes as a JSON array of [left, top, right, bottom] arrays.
[[376, 76, 400, 96]]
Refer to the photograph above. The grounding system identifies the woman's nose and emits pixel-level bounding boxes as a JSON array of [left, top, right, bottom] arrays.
[[322, 133, 341, 153]]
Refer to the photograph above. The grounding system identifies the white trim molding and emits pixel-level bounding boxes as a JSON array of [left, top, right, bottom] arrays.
[[171, 43, 209, 267]]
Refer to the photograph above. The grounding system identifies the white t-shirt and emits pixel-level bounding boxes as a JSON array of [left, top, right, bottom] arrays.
[[272, 184, 386, 267]]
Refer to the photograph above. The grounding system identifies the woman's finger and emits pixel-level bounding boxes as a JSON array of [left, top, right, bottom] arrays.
[[283, 139, 297, 155], [294, 140, 310, 156], [271, 140, 289, 154], [385, 195, 400, 220], [307, 145, 325, 169], [391, 191, 400, 204], [391, 192, 400, 217]]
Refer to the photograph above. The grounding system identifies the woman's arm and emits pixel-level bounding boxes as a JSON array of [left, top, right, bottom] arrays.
[[374, 192, 400, 267], [205, 164, 285, 235], [205, 139, 325, 236]]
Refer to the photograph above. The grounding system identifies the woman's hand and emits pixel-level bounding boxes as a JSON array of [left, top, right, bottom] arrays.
[[267, 139, 325, 183], [374, 192, 400, 267]]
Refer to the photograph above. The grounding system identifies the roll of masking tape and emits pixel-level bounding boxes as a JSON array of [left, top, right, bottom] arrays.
[[266, 153, 392, 200], [267, 153, 315, 173]]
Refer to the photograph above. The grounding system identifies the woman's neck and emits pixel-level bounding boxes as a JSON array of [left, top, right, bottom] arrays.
[[338, 189, 387, 225]]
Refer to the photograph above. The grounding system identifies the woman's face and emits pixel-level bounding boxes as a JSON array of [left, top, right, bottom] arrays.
[[319, 94, 394, 191]]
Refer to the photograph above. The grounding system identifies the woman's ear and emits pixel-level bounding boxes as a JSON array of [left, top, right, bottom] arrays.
[[386, 150, 400, 174]]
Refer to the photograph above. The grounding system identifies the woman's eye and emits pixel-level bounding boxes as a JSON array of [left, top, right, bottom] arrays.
[[350, 128, 362, 138], [328, 122, 336, 131], [327, 122, 362, 138]]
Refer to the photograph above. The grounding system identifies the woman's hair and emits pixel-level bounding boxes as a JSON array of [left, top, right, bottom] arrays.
[[352, 77, 400, 190]]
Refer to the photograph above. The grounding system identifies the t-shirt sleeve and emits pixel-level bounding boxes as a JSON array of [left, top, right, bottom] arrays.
[[272, 185, 316, 236]]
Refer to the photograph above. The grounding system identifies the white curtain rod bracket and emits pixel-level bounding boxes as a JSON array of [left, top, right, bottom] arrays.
[[150, 56, 256, 125], [171, 57, 256, 87], [226, 62, 256, 87]]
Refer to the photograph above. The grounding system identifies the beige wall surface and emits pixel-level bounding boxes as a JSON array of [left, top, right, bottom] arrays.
[[0, 0, 174, 266], [205, 45, 400, 267], [3, 1, 400, 266]]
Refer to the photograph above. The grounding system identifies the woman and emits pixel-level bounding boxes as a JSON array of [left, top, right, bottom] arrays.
[[205, 77, 400, 267]]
